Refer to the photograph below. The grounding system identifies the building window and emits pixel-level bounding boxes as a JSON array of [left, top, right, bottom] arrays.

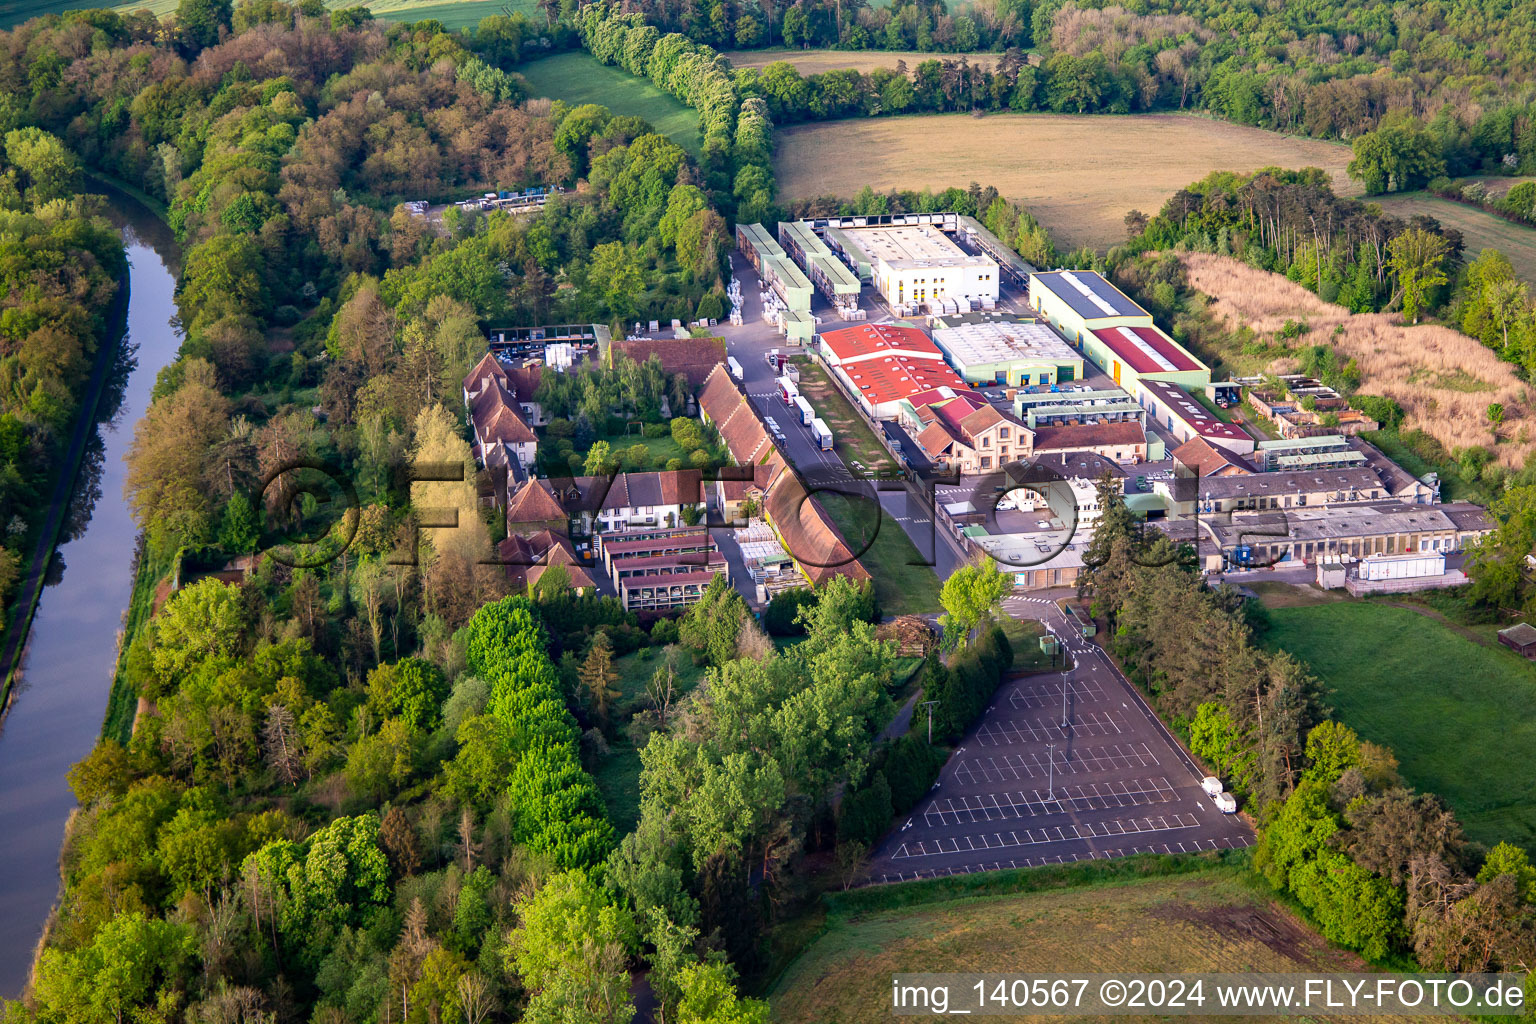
[[982, 436, 992, 447], [999, 427, 1010, 439], [980, 456, 992, 469]]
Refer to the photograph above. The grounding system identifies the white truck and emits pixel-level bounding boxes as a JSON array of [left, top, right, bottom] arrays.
[[727, 356, 743, 380], [777, 375, 798, 403], [793, 395, 815, 427], [811, 417, 834, 451]]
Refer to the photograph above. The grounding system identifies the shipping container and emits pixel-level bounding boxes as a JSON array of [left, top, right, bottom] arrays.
[[794, 395, 814, 427], [1359, 552, 1445, 581], [811, 417, 833, 450]]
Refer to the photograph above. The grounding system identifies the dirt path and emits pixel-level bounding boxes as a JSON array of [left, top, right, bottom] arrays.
[[1379, 599, 1494, 649]]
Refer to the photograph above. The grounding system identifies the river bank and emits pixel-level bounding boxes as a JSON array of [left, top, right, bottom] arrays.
[[0, 187, 183, 998]]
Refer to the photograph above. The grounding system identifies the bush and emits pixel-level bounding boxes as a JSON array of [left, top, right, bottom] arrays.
[[883, 735, 946, 812], [763, 588, 815, 636], [642, 422, 668, 438], [838, 771, 893, 846]]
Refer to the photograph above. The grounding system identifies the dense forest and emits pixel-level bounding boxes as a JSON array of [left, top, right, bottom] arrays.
[[0, 1, 819, 1020], [0, 132, 125, 643], [1082, 480, 1536, 969]]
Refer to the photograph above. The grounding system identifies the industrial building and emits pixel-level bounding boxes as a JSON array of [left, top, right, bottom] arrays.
[[1012, 385, 1146, 430], [929, 312, 1084, 387], [736, 222, 815, 343], [1029, 270, 1153, 343], [1203, 501, 1491, 571], [778, 220, 861, 316], [817, 323, 973, 420], [835, 223, 1000, 314], [1137, 379, 1255, 456], [1031, 421, 1150, 464], [1254, 435, 1368, 472], [1087, 324, 1211, 395]]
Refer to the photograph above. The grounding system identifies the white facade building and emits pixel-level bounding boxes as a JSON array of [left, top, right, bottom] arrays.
[[841, 224, 999, 312]]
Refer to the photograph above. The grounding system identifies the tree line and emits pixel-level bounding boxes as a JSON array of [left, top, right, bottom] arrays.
[[0, 130, 126, 639], [1081, 479, 1536, 969], [570, 0, 1536, 155]]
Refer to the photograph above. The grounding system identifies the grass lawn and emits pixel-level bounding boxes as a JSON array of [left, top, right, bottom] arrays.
[[1262, 600, 1536, 848], [599, 430, 693, 468], [769, 857, 1374, 1022], [998, 615, 1067, 673], [818, 491, 940, 617], [793, 359, 900, 478], [517, 53, 702, 157], [592, 647, 710, 833]]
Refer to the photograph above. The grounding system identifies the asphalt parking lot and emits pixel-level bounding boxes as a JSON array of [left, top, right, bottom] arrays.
[[865, 595, 1254, 883]]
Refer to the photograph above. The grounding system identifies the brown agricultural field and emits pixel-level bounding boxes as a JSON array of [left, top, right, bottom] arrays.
[[723, 47, 997, 74], [771, 865, 1424, 1024], [1182, 252, 1533, 466], [773, 112, 1356, 250], [1376, 192, 1536, 288]]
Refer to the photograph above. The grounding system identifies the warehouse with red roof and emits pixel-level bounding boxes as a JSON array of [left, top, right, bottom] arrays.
[[817, 324, 976, 419]]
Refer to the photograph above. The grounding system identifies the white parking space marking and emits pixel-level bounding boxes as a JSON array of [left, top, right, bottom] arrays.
[[919, 777, 1180, 826], [951, 742, 1159, 785], [975, 710, 1124, 745], [891, 812, 1205, 860]]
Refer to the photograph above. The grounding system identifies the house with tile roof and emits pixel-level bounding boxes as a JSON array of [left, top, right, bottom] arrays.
[[505, 479, 571, 537], [912, 400, 1033, 474], [1031, 421, 1149, 464], [608, 337, 727, 392], [697, 365, 774, 465], [497, 529, 597, 594], [467, 380, 536, 475], [1171, 436, 1255, 478]]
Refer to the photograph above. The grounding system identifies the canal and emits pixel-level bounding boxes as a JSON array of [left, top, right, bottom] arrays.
[[0, 188, 181, 997]]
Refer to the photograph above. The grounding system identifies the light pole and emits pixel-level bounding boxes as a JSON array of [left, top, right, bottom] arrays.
[[920, 700, 939, 744], [1060, 670, 1070, 730], [1045, 742, 1057, 804]]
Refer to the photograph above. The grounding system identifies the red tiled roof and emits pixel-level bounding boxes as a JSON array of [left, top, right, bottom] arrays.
[[1092, 326, 1204, 375], [463, 352, 507, 393], [1172, 437, 1254, 476], [821, 324, 942, 364], [505, 479, 568, 525], [611, 337, 727, 390], [1032, 421, 1148, 452], [908, 386, 987, 415], [916, 420, 960, 460], [470, 381, 535, 444], [764, 469, 871, 585], [505, 363, 542, 402], [697, 364, 772, 465]]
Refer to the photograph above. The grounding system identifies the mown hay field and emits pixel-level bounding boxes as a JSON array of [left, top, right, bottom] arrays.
[[517, 52, 702, 156], [773, 113, 1355, 250], [1377, 191, 1536, 288], [771, 862, 1417, 1024], [723, 47, 999, 74], [1182, 252, 1534, 467]]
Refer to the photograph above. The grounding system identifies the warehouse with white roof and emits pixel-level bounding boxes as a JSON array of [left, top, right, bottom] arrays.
[[930, 313, 1085, 387]]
